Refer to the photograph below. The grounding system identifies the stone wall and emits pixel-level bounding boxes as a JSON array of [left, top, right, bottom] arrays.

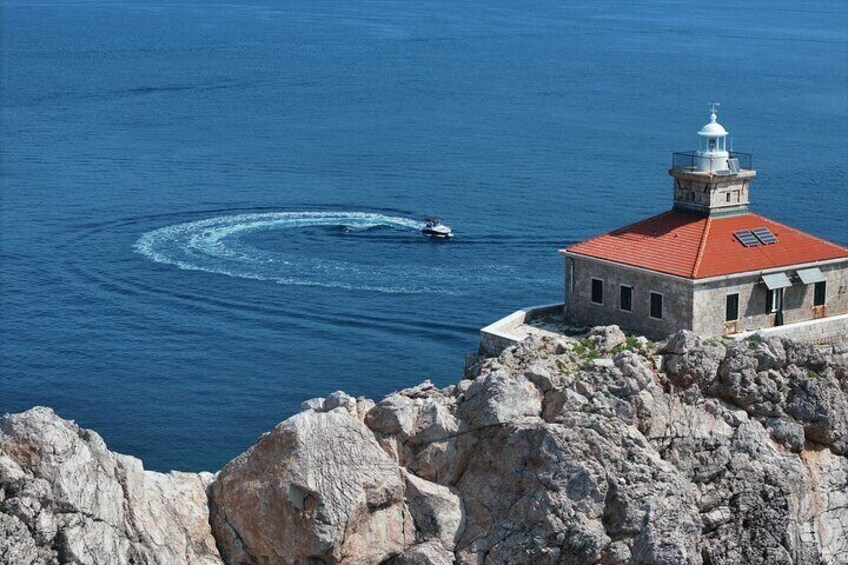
[[733, 313, 848, 344], [564, 255, 848, 340], [670, 168, 754, 216], [692, 261, 848, 337], [564, 255, 693, 340], [479, 303, 563, 356]]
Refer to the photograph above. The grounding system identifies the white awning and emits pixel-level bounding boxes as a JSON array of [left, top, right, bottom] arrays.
[[762, 272, 792, 290], [797, 267, 825, 285]]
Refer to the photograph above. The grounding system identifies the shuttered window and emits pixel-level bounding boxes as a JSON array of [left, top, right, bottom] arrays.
[[726, 293, 739, 322]]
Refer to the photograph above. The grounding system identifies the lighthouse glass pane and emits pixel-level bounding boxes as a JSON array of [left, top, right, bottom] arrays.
[[708, 138, 716, 151]]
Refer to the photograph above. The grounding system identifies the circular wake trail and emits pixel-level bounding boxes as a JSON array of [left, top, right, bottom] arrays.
[[134, 211, 473, 293]]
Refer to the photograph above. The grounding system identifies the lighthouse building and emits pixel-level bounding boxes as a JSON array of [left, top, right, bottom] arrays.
[[562, 109, 848, 340]]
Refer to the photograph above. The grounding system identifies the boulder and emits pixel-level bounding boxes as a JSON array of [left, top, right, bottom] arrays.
[[209, 408, 412, 564], [588, 325, 627, 353], [404, 472, 464, 549], [457, 370, 543, 428]]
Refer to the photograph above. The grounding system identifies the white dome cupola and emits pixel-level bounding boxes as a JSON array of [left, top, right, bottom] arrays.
[[695, 104, 730, 172]]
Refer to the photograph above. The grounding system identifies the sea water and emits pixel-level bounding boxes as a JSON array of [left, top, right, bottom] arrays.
[[2, 0, 846, 471]]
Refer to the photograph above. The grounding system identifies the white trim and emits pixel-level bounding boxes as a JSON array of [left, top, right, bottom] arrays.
[[619, 284, 633, 313], [479, 303, 566, 355], [767, 287, 783, 314], [591, 277, 604, 305], [561, 251, 693, 283], [649, 291, 664, 320], [560, 251, 848, 287], [694, 257, 848, 285]]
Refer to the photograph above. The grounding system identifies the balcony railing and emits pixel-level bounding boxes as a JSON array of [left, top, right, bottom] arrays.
[[671, 151, 753, 172]]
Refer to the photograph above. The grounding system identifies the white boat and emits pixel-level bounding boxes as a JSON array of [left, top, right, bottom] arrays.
[[421, 217, 452, 239]]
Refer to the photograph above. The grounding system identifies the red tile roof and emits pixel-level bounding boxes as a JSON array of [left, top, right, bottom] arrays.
[[565, 211, 848, 279]]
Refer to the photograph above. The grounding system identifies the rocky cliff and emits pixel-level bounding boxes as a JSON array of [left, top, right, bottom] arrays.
[[2, 328, 847, 564]]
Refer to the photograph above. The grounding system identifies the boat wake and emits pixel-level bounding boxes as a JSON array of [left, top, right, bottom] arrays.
[[134, 211, 486, 293]]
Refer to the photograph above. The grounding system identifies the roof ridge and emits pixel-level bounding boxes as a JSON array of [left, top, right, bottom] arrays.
[[691, 216, 712, 277], [751, 213, 848, 255]]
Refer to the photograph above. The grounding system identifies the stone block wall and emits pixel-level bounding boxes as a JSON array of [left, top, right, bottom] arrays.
[[564, 255, 693, 340], [564, 255, 847, 340], [670, 169, 754, 216], [734, 314, 848, 344], [692, 261, 848, 337]]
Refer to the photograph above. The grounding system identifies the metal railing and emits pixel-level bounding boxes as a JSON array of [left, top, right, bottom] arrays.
[[671, 151, 753, 172]]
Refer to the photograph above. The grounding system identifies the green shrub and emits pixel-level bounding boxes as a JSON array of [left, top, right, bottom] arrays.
[[746, 334, 764, 349]]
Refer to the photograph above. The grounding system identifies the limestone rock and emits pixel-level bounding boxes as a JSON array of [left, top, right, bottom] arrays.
[[387, 540, 455, 565], [404, 471, 463, 549], [209, 409, 412, 564], [587, 324, 627, 352], [4, 331, 848, 565], [0, 407, 222, 565], [457, 369, 542, 428]]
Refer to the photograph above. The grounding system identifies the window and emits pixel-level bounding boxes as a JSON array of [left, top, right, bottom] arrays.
[[726, 293, 739, 322], [649, 292, 663, 320], [767, 288, 783, 314], [814, 281, 826, 307], [620, 285, 633, 312], [591, 278, 604, 305]]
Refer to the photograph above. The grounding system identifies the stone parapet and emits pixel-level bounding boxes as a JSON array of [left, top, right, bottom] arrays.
[[479, 303, 565, 356], [733, 313, 848, 345]]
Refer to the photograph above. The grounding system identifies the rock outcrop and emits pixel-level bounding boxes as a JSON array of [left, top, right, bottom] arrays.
[[3, 328, 848, 564], [0, 407, 221, 565]]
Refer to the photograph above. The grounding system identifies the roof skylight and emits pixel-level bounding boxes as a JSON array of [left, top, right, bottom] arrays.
[[752, 227, 778, 245], [734, 227, 778, 247], [734, 230, 759, 247]]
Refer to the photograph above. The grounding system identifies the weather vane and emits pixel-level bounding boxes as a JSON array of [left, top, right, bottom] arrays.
[[709, 102, 720, 118]]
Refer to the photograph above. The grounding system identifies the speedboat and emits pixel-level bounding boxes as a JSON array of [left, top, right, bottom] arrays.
[[421, 217, 452, 239]]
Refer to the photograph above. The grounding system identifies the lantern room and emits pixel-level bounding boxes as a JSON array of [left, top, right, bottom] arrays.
[[696, 104, 730, 172]]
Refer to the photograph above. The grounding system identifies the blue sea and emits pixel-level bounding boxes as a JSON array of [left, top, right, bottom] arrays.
[[2, 0, 846, 472]]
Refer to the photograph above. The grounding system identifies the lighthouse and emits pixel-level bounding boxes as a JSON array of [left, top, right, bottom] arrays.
[[561, 107, 848, 341], [669, 106, 756, 217]]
